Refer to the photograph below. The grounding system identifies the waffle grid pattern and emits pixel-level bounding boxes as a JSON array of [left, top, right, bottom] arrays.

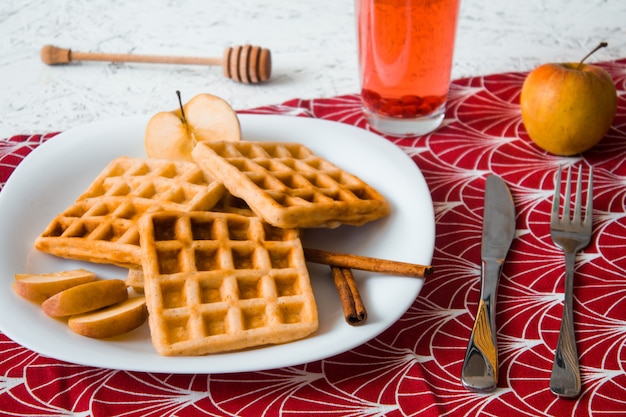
[[35, 157, 225, 267], [139, 211, 318, 356], [192, 141, 390, 228]]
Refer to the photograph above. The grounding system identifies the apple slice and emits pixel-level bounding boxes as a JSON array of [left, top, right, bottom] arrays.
[[144, 111, 195, 161], [41, 279, 129, 318], [145, 92, 241, 161], [13, 269, 97, 304], [68, 296, 147, 339]]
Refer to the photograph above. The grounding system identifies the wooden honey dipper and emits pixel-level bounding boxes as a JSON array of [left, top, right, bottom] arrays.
[[40, 44, 271, 84]]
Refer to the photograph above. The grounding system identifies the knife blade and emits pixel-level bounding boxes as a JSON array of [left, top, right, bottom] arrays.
[[461, 175, 516, 393]]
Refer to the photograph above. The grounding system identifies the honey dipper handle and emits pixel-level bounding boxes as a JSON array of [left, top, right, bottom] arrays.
[[40, 45, 222, 66]]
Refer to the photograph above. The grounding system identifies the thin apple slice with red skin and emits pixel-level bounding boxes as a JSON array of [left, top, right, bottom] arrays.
[[13, 269, 98, 304], [41, 279, 129, 318], [68, 296, 148, 339]]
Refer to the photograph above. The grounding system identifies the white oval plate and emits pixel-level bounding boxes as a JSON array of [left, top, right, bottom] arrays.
[[0, 114, 434, 373]]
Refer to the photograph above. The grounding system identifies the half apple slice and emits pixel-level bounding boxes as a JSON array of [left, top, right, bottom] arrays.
[[145, 92, 241, 161]]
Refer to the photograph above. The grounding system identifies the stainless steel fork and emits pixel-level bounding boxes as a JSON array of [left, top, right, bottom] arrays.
[[549, 164, 593, 398]]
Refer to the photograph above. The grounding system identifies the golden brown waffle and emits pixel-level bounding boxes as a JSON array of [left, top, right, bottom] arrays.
[[35, 157, 225, 268], [192, 141, 390, 229], [139, 210, 318, 356], [125, 193, 254, 294], [125, 268, 145, 293], [211, 191, 257, 217]]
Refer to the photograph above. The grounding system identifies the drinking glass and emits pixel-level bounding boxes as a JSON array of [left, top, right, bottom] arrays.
[[355, 0, 461, 136]]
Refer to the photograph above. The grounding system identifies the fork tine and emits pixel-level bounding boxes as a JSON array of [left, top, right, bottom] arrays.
[[563, 165, 572, 221], [573, 165, 583, 224], [552, 165, 562, 224], [584, 166, 594, 229]]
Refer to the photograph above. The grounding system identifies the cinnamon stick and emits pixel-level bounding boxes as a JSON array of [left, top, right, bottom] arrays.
[[304, 248, 433, 278], [331, 266, 367, 325]]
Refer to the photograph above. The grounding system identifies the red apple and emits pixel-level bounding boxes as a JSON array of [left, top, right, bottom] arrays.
[[520, 42, 617, 156]]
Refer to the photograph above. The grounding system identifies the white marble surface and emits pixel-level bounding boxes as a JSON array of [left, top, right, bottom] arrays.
[[1, 0, 625, 137]]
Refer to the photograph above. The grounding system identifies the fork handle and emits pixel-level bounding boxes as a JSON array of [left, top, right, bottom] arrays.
[[550, 251, 581, 397]]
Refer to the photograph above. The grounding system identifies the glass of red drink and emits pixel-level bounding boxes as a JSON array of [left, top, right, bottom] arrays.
[[356, 0, 461, 136]]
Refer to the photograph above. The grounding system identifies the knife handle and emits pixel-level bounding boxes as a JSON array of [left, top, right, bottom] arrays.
[[461, 260, 502, 392]]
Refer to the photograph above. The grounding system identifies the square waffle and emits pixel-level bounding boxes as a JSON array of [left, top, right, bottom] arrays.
[[35, 157, 225, 268], [191, 141, 390, 229], [122, 192, 256, 294], [139, 210, 318, 356]]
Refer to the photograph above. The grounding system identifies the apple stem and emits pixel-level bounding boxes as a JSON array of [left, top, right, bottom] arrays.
[[576, 42, 608, 70], [176, 90, 187, 123]]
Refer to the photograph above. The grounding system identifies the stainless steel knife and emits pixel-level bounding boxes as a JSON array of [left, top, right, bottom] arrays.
[[461, 175, 516, 393]]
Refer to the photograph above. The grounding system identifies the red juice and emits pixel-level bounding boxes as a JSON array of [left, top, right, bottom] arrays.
[[356, 0, 460, 126]]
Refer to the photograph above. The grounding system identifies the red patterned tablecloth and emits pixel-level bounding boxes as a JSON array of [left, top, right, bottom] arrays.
[[1, 60, 626, 416]]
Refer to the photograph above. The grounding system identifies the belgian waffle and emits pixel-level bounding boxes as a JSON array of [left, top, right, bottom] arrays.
[[191, 141, 390, 229], [138, 210, 318, 356], [35, 157, 225, 268], [126, 192, 257, 294]]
